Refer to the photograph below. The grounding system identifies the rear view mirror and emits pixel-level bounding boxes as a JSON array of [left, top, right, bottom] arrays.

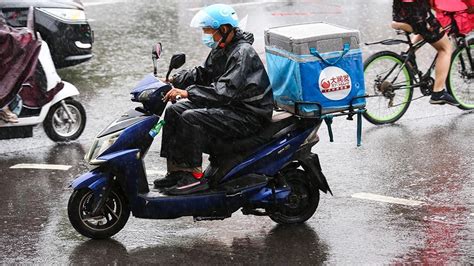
[[169, 54, 186, 70], [152, 42, 162, 76], [152, 43, 162, 59], [166, 53, 186, 82]]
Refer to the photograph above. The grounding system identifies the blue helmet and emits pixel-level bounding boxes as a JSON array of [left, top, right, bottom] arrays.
[[190, 4, 239, 29]]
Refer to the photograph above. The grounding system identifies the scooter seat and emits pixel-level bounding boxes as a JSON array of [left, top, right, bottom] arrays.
[[207, 110, 299, 155]]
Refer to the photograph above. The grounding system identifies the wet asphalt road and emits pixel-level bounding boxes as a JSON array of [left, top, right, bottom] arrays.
[[1, 0, 473, 264]]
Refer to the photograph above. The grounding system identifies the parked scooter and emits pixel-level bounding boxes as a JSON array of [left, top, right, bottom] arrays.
[[0, 8, 86, 142], [67, 43, 332, 239]]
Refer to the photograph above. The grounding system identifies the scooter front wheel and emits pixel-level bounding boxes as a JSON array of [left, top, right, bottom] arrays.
[[68, 188, 130, 239], [44, 98, 86, 141], [268, 169, 320, 224]]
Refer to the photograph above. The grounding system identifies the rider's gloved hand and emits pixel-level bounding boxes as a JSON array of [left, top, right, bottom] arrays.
[[163, 88, 188, 102]]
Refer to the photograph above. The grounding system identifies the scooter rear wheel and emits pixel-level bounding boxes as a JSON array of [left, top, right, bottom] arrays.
[[68, 188, 130, 239], [44, 98, 86, 141], [268, 169, 320, 224]]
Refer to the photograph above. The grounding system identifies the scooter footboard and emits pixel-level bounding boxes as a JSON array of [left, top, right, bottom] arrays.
[[134, 192, 229, 219], [133, 182, 272, 219]]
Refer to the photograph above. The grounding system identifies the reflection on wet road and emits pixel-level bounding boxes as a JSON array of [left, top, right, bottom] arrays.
[[1, 0, 473, 264], [67, 224, 329, 264]]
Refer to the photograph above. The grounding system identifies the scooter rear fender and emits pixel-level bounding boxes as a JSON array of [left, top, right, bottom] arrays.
[[291, 152, 332, 195]]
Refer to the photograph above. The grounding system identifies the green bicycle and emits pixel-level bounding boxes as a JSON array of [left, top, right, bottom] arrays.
[[363, 12, 473, 125]]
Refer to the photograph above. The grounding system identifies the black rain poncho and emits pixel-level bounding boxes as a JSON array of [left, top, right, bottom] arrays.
[[172, 29, 273, 122], [160, 29, 274, 168]]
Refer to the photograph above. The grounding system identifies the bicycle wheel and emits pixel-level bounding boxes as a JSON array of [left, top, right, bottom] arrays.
[[447, 39, 474, 110], [363, 51, 414, 125]]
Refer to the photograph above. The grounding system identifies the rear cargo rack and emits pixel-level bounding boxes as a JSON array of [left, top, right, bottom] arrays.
[[293, 96, 366, 146]]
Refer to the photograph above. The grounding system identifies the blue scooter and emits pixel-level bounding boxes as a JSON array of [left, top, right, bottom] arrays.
[[67, 43, 332, 239]]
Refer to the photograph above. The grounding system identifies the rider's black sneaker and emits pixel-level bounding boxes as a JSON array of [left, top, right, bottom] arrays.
[[165, 172, 209, 195], [429, 90, 460, 106], [153, 171, 183, 188]]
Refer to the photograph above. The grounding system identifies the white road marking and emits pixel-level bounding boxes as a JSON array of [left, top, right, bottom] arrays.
[[188, 0, 285, 11], [83, 0, 127, 7], [352, 192, 425, 206], [471, 213, 474, 217], [10, 163, 72, 171]]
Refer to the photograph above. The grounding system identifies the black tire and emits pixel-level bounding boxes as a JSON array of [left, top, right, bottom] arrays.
[[268, 169, 320, 224], [68, 188, 130, 239], [44, 98, 86, 141], [363, 51, 414, 125], [447, 39, 474, 110]]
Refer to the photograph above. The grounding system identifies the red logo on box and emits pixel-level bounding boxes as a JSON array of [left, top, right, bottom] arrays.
[[318, 67, 352, 100]]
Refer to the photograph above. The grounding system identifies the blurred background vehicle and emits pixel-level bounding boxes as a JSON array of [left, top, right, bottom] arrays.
[[0, 0, 94, 68]]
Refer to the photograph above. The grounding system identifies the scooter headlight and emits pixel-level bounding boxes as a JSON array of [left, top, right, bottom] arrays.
[[85, 130, 123, 164]]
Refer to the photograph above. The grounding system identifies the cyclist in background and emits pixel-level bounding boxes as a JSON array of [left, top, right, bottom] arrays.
[[391, 0, 459, 106]]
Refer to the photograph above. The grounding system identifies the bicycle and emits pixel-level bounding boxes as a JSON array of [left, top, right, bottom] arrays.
[[363, 12, 474, 125]]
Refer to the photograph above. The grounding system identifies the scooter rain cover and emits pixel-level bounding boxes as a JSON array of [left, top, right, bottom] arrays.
[[0, 13, 41, 108]]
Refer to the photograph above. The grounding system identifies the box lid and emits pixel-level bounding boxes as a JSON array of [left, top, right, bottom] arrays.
[[265, 22, 360, 44]]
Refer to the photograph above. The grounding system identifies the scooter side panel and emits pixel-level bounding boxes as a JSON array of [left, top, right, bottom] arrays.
[[220, 127, 314, 182], [38, 40, 61, 91], [249, 187, 291, 204], [100, 116, 157, 156], [133, 183, 269, 219], [97, 109, 156, 138]]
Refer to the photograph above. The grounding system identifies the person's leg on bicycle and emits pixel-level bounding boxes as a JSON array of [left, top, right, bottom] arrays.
[[392, 0, 459, 105], [391, 22, 424, 43], [392, 20, 452, 96], [420, 31, 458, 105], [430, 34, 451, 94]]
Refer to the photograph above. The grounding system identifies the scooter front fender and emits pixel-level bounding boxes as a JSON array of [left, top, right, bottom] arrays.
[[97, 149, 148, 204], [70, 170, 112, 216], [70, 170, 110, 190], [49, 81, 80, 106]]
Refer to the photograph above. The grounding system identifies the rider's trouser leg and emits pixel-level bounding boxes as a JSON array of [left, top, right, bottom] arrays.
[[160, 101, 263, 169]]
